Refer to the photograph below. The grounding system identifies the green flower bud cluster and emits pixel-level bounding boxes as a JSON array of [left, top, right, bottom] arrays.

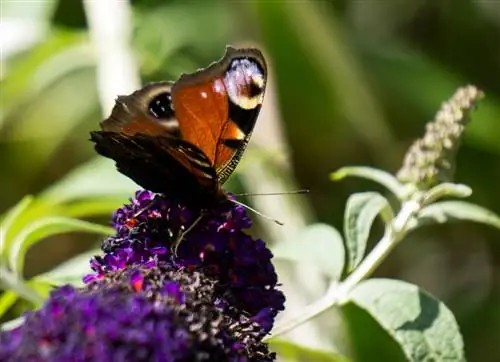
[[397, 85, 484, 190]]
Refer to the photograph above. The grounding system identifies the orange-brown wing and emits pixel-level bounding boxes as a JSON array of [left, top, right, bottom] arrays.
[[90, 81, 220, 204], [99, 81, 179, 137], [171, 46, 267, 184]]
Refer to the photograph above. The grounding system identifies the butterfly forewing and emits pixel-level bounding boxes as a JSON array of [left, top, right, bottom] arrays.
[[171, 47, 267, 184]]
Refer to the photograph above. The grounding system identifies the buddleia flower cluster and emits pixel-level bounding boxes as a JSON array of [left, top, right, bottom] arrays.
[[397, 85, 484, 190], [0, 191, 284, 361]]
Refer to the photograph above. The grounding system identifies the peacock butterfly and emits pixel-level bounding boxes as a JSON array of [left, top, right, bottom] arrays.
[[89, 46, 267, 208]]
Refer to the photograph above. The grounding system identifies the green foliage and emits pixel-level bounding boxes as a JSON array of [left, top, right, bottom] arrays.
[[269, 339, 351, 362], [8, 216, 112, 275], [331, 167, 407, 199], [346, 279, 465, 362], [3, 1, 500, 361], [273, 223, 345, 281], [0, 188, 115, 316], [343, 192, 392, 272], [0, 154, 138, 319], [417, 201, 500, 229]]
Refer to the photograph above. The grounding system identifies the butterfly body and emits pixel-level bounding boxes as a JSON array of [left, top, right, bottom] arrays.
[[90, 47, 267, 208]]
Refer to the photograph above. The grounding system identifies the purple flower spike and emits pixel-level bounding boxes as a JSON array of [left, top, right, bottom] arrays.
[[86, 191, 285, 333], [0, 266, 275, 361]]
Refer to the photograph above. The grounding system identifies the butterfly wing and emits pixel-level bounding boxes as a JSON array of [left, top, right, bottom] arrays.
[[90, 47, 267, 205], [90, 82, 220, 204], [171, 46, 267, 184], [90, 131, 218, 203]]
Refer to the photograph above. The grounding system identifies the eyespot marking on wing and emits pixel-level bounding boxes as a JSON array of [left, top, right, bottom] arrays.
[[223, 57, 266, 111]]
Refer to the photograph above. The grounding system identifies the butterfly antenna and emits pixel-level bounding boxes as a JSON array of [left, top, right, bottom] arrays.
[[234, 189, 310, 197], [230, 199, 284, 226]]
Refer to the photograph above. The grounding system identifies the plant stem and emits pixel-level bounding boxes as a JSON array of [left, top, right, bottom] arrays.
[[268, 199, 421, 339]]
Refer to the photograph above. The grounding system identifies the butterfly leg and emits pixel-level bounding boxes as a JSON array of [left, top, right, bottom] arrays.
[[171, 213, 206, 258]]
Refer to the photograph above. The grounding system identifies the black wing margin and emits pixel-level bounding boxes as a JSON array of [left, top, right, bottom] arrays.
[[90, 131, 220, 206]]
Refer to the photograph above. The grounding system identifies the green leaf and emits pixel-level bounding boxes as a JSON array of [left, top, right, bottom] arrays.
[[0, 266, 44, 304], [40, 157, 138, 204], [346, 278, 465, 362], [0, 196, 34, 257], [35, 249, 100, 287], [343, 192, 392, 272], [342, 299, 407, 362], [61, 198, 129, 218], [331, 167, 406, 199], [0, 291, 19, 320], [25, 279, 54, 302], [269, 339, 351, 362], [416, 201, 500, 230], [422, 183, 472, 205], [8, 217, 113, 275], [272, 223, 345, 281]]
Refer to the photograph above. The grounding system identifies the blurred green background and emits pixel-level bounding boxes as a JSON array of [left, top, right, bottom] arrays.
[[2, 0, 500, 360]]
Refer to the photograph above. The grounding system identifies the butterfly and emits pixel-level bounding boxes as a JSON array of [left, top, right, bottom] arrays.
[[89, 47, 267, 209]]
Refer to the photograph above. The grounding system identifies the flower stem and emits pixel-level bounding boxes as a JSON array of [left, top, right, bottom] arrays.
[[269, 199, 421, 339]]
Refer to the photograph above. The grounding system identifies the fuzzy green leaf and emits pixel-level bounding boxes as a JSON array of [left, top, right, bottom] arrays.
[[343, 192, 392, 272], [346, 278, 465, 362], [331, 167, 406, 199], [272, 223, 345, 281], [269, 339, 351, 362], [422, 183, 472, 205], [416, 201, 500, 230]]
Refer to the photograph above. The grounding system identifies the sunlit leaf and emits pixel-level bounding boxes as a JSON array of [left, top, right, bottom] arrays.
[[331, 167, 406, 199], [8, 217, 113, 275], [416, 201, 500, 230], [0, 196, 34, 257], [269, 339, 351, 362], [27, 279, 54, 302], [0, 291, 18, 320], [61, 198, 127, 219], [0, 266, 44, 304], [1, 30, 85, 128], [346, 278, 465, 362], [422, 183, 472, 205], [344, 192, 392, 272], [272, 223, 344, 281], [40, 157, 138, 204]]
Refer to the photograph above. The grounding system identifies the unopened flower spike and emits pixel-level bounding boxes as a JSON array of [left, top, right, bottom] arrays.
[[397, 85, 484, 190]]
